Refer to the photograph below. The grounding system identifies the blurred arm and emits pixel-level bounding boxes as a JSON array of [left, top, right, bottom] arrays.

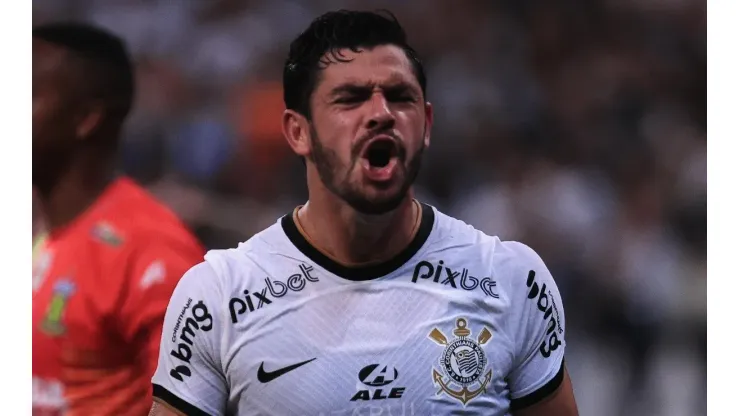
[[513, 367, 579, 416], [149, 401, 185, 416]]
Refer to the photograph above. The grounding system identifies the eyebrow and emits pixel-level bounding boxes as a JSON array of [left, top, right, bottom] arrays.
[[328, 83, 371, 98], [328, 80, 418, 98]]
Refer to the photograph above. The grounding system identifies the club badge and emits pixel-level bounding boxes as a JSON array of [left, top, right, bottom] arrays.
[[428, 317, 493, 405]]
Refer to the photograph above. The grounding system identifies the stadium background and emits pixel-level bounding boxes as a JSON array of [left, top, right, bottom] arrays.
[[32, 1, 707, 415]]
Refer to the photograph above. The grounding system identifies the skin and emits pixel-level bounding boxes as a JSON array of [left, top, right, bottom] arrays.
[[148, 401, 183, 416], [149, 43, 579, 416], [514, 368, 579, 416], [32, 38, 117, 231]]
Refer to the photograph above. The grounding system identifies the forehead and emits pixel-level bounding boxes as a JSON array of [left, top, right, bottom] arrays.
[[33, 39, 72, 83], [314, 45, 420, 94]]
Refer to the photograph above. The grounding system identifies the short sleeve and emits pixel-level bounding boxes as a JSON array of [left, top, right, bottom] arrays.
[[505, 242, 567, 411], [117, 242, 204, 377], [151, 262, 228, 416]]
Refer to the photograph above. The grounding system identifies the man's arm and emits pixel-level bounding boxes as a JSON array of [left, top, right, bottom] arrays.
[[513, 367, 578, 416], [149, 401, 185, 416], [503, 242, 579, 416], [149, 261, 228, 416]]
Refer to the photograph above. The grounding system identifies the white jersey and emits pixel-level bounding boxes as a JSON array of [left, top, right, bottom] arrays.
[[152, 204, 567, 416]]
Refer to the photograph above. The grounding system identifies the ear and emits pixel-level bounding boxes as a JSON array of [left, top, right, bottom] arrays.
[[282, 109, 311, 158], [423, 101, 433, 149], [75, 103, 105, 140]]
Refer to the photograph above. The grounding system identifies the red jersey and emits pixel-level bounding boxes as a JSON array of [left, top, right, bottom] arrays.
[[32, 178, 204, 416]]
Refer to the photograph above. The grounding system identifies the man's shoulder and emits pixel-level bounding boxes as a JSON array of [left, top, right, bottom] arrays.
[[200, 219, 299, 288], [425, 206, 499, 252], [80, 179, 203, 255], [113, 189, 200, 246], [430, 206, 542, 259], [77, 213, 203, 285], [424, 206, 549, 289]]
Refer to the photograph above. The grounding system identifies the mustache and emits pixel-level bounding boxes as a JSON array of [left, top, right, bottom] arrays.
[[351, 130, 406, 161]]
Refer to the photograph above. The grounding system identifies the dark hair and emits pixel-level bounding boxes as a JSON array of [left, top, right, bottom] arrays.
[[283, 10, 426, 118], [33, 22, 135, 123]]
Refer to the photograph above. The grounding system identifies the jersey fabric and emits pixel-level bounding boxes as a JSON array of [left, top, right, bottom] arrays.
[[32, 177, 205, 416], [152, 203, 567, 416]]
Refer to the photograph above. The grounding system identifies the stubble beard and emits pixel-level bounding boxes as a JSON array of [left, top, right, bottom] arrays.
[[307, 125, 425, 216]]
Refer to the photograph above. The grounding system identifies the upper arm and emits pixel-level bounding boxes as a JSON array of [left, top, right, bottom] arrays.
[[151, 261, 228, 416], [149, 401, 187, 416], [513, 367, 578, 416], [117, 241, 204, 376], [504, 242, 577, 414]]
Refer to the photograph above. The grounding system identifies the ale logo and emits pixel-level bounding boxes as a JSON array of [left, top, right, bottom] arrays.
[[350, 364, 405, 401]]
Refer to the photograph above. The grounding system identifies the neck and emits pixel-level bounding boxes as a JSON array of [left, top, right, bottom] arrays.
[[298, 188, 418, 266], [35, 149, 116, 232]]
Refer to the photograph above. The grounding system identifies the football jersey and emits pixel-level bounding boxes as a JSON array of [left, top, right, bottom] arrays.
[[152, 203, 567, 416], [32, 178, 205, 416]]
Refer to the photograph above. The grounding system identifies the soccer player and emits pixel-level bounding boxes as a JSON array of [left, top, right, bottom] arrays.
[[32, 23, 205, 415], [150, 10, 578, 416]]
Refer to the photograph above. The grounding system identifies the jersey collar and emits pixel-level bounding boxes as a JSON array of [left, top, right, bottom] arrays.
[[281, 203, 435, 281]]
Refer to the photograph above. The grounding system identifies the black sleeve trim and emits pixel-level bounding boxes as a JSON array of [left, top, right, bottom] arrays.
[[152, 384, 213, 416], [510, 359, 566, 411]]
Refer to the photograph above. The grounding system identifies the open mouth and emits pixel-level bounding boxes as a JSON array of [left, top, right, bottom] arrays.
[[363, 138, 398, 168]]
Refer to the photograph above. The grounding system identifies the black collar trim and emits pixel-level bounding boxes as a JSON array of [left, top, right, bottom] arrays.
[[281, 203, 435, 281]]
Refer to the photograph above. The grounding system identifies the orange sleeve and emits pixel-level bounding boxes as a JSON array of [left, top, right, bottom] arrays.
[[116, 241, 204, 378]]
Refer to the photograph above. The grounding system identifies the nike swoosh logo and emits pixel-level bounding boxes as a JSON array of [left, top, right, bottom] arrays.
[[257, 358, 316, 383]]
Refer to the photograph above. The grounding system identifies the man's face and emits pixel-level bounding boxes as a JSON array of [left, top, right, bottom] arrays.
[[32, 39, 84, 187], [306, 44, 432, 215]]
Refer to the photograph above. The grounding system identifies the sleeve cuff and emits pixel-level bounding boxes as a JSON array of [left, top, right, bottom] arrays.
[[152, 384, 213, 416], [510, 358, 565, 411]]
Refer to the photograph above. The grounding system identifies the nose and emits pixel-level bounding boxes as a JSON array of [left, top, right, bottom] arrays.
[[365, 91, 395, 131]]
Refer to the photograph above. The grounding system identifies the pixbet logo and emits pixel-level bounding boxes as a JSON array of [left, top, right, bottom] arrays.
[[411, 260, 498, 298], [229, 264, 318, 323]]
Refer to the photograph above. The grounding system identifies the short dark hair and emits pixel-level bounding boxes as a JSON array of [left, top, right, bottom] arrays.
[[283, 10, 426, 118], [33, 22, 135, 123]]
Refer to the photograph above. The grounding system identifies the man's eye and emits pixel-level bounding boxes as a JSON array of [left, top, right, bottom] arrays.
[[387, 92, 416, 102], [335, 96, 363, 104]]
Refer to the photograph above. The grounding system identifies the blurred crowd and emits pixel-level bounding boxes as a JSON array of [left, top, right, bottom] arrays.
[[33, 1, 706, 415]]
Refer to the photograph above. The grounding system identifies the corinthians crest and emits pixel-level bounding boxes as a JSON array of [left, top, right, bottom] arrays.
[[428, 318, 493, 405]]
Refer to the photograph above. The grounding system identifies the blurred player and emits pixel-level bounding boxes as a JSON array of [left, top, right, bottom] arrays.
[[150, 10, 578, 416], [32, 22, 204, 415]]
